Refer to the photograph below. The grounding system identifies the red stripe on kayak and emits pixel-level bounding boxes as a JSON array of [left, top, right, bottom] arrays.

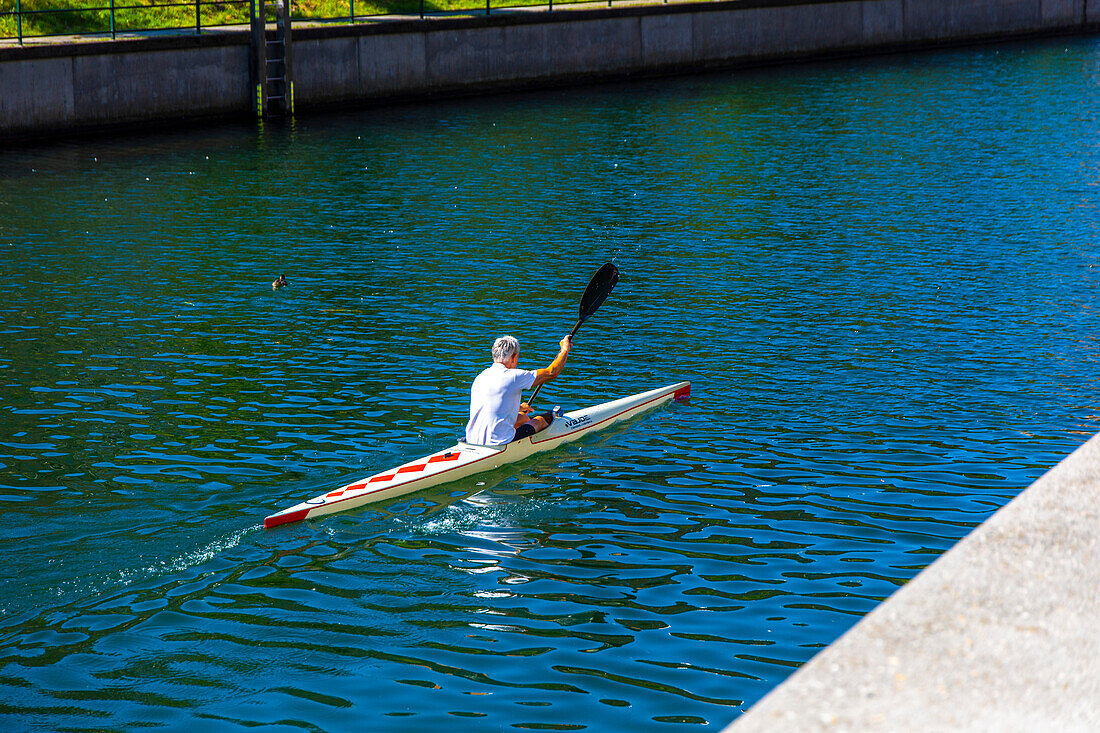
[[397, 463, 427, 474], [673, 384, 691, 401], [265, 507, 311, 529], [428, 452, 461, 463], [265, 449, 496, 527]]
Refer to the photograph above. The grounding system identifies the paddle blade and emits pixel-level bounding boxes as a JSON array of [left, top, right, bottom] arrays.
[[578, 262, 619, 324]]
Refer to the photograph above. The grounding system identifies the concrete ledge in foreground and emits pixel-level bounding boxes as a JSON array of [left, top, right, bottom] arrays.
[[725, 431, 1100, 732]]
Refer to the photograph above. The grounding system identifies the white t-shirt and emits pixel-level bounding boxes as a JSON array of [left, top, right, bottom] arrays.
[[465, 362, 539, 445]]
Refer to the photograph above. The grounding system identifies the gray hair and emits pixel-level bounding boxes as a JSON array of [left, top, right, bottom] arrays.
[[492, 335, 520, 363]]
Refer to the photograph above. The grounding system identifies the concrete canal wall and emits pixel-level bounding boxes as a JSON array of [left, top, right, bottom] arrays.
[[0, 38, 250, 137], [723, 430, 1100, 731], [1, 0, 1099, 138]]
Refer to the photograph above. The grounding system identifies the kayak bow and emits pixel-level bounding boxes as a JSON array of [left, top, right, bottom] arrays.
[[264, 381, 690, 529]]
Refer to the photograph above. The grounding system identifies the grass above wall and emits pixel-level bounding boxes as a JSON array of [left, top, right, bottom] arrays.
[[0, 0, 603, 39]]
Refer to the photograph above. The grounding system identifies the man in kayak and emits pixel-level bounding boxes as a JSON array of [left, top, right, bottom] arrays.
[[466, 335, 572, 445]]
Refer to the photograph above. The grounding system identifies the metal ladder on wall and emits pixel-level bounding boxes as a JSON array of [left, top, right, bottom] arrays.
[[250, 0, 294, 118]]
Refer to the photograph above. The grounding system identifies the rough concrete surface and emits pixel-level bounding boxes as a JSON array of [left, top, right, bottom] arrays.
[[725, 432, 1100, 732], [0, 57, 75, 127]]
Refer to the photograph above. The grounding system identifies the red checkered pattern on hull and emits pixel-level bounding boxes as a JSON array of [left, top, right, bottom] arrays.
[[322, 452, 462, 499]]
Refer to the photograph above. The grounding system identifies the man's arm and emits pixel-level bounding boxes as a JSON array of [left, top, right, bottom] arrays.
[[532, 336, 572, 388]]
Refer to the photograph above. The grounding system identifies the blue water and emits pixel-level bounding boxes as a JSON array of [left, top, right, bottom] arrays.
[[1, 35, 1099, 731]]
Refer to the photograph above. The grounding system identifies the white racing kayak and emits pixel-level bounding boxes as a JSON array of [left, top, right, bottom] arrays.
[[264, 381, 690, 528]]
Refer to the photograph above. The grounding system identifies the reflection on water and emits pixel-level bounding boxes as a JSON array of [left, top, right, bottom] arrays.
[[2, 35, 1099, 731]]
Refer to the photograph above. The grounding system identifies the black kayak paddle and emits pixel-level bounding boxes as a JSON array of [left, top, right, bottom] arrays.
[[527, 262, 619, 407]]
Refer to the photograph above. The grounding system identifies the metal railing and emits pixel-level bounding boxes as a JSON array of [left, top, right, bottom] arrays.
[[0, 0, 252, 42], [1, 0, 671, 44]]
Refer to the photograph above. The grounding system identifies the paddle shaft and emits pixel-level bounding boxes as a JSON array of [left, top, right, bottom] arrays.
[[523, 262, 618, 411], [526, 317, 583, 407]]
